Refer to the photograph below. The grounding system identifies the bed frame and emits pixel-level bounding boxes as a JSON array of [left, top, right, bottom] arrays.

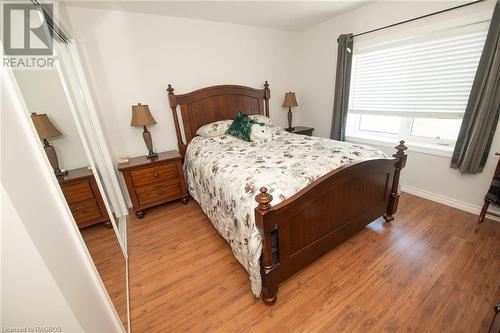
[[167, 82, 407, 305]]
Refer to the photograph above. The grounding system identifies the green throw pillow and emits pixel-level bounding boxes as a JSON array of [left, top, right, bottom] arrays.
[[226, 111, 255, 142]]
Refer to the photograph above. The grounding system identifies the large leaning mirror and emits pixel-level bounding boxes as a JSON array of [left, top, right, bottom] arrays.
[[11, 43, 130, 331]]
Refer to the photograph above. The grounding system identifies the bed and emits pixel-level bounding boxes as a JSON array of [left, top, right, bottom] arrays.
[[167, 82, 407, 305]]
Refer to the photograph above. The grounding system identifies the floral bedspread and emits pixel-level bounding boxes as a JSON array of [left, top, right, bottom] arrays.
[[183, 127, 386, 297]]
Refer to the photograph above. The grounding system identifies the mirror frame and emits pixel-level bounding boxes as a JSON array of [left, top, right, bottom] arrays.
[[54, 41, 131, 332], [55, 42, 130, 252], [2, 62, 128, 333]]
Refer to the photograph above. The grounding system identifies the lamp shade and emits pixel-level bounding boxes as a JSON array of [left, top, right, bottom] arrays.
[[283, 92, 298, 108], [131, 103, 157, 127], [31, 113, 62, 139]]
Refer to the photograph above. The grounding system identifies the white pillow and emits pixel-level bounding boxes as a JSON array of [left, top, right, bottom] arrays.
[[249, 114, 272, 125], [196, 120, 233, 138], [250, 123, 273, 143]]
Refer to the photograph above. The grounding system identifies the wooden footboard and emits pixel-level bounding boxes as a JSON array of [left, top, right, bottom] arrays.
[[255, 141, 407, 305]]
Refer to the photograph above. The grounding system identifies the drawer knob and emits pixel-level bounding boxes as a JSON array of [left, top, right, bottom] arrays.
[[159, 191, 164, 195], [154, 173, 159, 177]]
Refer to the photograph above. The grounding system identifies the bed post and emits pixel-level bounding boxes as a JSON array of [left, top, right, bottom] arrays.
[[255, 187, 278, 305], [263, 81, 270, 117], [167, 84, 187, 156], [384, 140, 408, 222]]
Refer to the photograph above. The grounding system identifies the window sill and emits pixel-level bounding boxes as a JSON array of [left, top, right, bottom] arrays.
[[346, 135, 454, 158]]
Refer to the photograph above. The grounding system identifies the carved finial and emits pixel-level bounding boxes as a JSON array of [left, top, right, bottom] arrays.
[[394, 140, 408, 158], [263, 81, 270, 101], [167, 84, 174, 95], [255, 187, 273, 211]]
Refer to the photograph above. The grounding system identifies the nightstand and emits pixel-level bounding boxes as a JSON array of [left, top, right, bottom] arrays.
[[58, 167, 111, 229], [286, 126, 314, 136], [118, 151, 188, 219]]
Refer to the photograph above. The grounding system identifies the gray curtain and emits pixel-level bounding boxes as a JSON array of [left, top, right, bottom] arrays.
[[330, 34, 354, 141], [451, 2, 500, 174]]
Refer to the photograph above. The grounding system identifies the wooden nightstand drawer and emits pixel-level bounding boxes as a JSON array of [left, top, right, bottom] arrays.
[[58, 167, 110, 229], [136, 180, 182, 206], [70, 200, 104, 226], [62, 180, 95, 204], [131, 162, 178, 188], [118, 151, 189, 219]]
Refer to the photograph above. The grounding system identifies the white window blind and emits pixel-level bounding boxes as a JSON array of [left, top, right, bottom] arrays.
[[349, 22, 488, 119]]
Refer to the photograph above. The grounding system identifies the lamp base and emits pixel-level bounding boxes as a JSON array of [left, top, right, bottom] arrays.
[[146, 152, 158, 160], [143, 126, 158, 160], [43, 140, 67, 178], [287, 108, 293, 130], [55, 169, 68, 177]]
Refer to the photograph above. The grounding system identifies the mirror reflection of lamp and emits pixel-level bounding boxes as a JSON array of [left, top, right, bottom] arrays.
[[31, 112, 68, 177], [130, 103, 158, 160]]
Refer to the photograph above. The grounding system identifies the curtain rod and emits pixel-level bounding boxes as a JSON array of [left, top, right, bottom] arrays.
[[353, 0, 486, 38]]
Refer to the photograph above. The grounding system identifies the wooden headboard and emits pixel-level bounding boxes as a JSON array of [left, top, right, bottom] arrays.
[[167, 82, 270, 156]]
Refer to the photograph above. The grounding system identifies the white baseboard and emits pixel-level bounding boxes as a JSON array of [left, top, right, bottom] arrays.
[[401, 185, 500, 222]]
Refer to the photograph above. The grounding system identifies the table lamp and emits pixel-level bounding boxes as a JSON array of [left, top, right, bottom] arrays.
[[31, 112, 68, 177], [283, 92, 298, 130], [131, 103, 158, 159]]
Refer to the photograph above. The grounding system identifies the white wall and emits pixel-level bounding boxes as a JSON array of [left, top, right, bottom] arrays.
[[1, 186, 84, 332], [297, 0, 499, 217], [13, 70, 89, 170]]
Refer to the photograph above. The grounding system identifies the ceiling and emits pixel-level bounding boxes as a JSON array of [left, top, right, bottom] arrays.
[[64, 1, 371, 31]]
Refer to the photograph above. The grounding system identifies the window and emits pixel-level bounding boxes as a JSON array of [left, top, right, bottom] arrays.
[[346, 21, 488, 149]]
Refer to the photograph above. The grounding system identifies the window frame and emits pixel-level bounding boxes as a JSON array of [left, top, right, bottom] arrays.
[[347, 114, 458, 147]]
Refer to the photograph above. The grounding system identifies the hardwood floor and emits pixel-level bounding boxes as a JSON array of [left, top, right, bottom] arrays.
[[80, 223, 128, 328], [125, 193, 499, 332]]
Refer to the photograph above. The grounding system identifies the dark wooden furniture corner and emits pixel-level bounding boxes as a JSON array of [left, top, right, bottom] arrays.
[[118, 151, 188, 219], [476, 152, 500, 232], [58, 167, 111, 229], [285, 126, 314, 136]]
